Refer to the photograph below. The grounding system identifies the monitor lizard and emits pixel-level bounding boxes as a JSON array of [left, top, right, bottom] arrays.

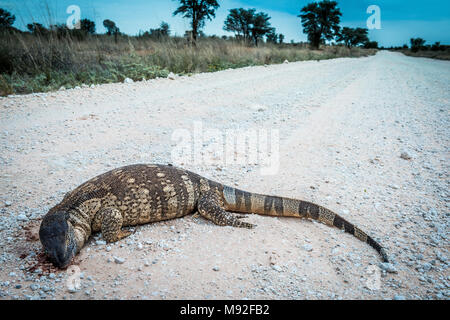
[[39, 164, 389, 268]]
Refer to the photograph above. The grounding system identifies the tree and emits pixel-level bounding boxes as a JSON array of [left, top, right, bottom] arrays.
[[223, 8, 255, 42], [298, 0, 342, 49], [266, 29, 278, 44], [173, 0, 219, 44], [147, 21, 171, 39], [250, 12, 273, 46], [364, 41, 378, 49], [103, 19, 119, 35], [410, 38, 426, 53], [337, 27, 369, 48], [431, 41, 443, 51], [352, 28, 369, 47], [103, 19, 120, 42], [336, 27, 352, 47], [27, 22, 48, 36], [278, 34, 285, 44], [80, 18, 95, 34], [0, 8, 15, 28], [159, 21, 170, 37], [49, 23, 71, 39], [223, 8, 273, 46]]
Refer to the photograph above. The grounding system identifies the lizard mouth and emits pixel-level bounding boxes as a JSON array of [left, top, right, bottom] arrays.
[[47, 246, 76, 268]]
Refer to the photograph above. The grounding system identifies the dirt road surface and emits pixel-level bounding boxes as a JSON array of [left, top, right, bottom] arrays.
[[0, 51, 448, 300]]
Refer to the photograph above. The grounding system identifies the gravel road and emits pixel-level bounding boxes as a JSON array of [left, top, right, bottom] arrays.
[[0, 51, 448, 300]]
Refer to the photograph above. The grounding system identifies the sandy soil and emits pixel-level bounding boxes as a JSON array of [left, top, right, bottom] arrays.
[[0, 51, 448, 300]]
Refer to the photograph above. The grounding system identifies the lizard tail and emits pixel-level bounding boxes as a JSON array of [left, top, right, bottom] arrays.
[[222, 186, 389, 262]]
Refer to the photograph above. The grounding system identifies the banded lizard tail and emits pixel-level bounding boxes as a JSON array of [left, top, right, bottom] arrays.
[[39, 164, 388, 268]]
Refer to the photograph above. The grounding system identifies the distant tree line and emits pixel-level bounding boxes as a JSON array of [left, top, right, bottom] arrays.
[[379, 39, 448, 52]]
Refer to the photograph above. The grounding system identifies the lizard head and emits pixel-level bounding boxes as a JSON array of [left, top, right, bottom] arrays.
[[39, 211, 78, 268]]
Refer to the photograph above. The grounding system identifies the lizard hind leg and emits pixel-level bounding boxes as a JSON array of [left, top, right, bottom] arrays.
[[100, 207, 133, 243], [198, 191, 255, 229]]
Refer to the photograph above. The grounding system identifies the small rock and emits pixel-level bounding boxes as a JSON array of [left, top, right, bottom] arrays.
[[421, 263, 432, 272], [379, 262, 398, 273], [68, 287, 78, 294], [124, 78, 134, 84], [283, 60, 289, 64], [303, 244, 313, 252], [168, 72, 176, 80], [42, 286, 51, 293], [17, 214, 28, 222], [400, 152, 411, 160], [30, 284, 40, 291], [271, 265, 282, 272], [212, 266, 220, 271], [393, 295, 406, 300], [114, 256, 125, 264], [250, 104, 267, 112]]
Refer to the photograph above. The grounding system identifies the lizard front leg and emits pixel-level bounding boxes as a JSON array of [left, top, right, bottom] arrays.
[[100, 207, 133, 243], [198, 191, 255, 229]]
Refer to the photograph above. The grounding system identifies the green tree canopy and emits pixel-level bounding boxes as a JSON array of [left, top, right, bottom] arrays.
[[223, 8, 273, 46], [410, 38, 426, 52], [431, 41, 443, 51], [173, 0, 219, 44], [266, 29, 278, 44], [298, 0, 342, 49], [364, 41, 378, 49], [337, 27, 369, 48], [250, 12, 273, 46], [0, 8, 15, 28], [80, 18, 95, 34], [223, 8, 255, 42], [159, 22, 170, 36], [147, 21, 171, 39], [103, 19, 119, 35], [27, 22, 48, 35]]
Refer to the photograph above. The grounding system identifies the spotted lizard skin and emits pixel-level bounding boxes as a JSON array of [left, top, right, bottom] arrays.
[[40, 164, 388, 267]]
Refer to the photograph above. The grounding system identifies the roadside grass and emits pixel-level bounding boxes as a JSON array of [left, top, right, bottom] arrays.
[[401, 49, 450, 60], [0, 31, 376, 96]]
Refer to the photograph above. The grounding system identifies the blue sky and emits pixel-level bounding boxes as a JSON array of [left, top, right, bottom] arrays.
[[2, 0, 449, 47]]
